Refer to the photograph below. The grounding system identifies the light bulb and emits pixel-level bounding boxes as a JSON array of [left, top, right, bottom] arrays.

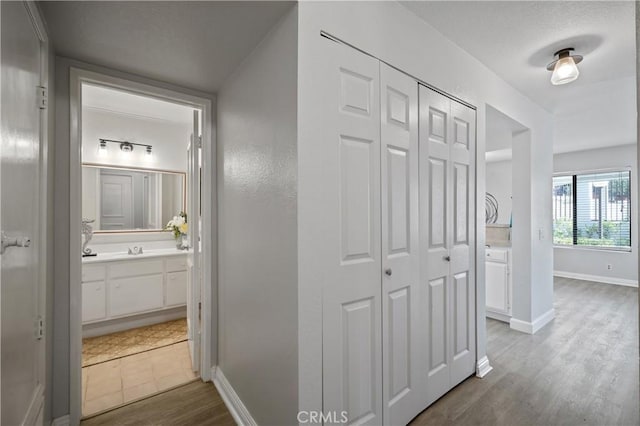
[[98, 140, 107, 156], [551, 56, 579, 85]]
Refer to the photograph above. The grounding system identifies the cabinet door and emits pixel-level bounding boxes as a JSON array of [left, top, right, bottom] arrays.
[[82, 281, 106, 322], [166, 271, 187, 307], [109, 274, 164, 317], [320, 39, 383, 425], [485, 261, 509, 314]]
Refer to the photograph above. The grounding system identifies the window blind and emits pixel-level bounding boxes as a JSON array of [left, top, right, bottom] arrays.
[[553, 170, 631, 249]]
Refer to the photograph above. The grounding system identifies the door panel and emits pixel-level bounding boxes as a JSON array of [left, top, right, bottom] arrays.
[[449, 102, 475, 387], [342, 298, 376, 423], [381, 64, 420, 425], [486, 261, 509, 313], [340, 136, 375, 263], [321, 39, 382, 426], [419, 87, 451, 406], [186, 110, 201, 373], [1, 2, 44, 424], [419, 85, 476, 407]]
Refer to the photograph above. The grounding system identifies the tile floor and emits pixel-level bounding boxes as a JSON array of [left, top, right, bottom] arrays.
[[83, 319, 187, 367], [82, 341, 196, 417]]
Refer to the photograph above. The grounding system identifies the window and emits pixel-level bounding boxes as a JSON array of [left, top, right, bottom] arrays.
[[553, 170, 631, 249]]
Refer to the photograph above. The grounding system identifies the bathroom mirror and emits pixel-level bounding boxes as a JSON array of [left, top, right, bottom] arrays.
[[82, 164, 185, 232]]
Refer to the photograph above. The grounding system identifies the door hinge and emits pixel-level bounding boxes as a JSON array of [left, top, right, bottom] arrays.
[[35, 316, 44, 340], [197, 135, 202, 149], [198, 302, 201, 321], [37, 86, 47, 110]]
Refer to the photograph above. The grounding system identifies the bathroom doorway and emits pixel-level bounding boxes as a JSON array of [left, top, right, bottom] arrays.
[[68, 69, 214, 422]]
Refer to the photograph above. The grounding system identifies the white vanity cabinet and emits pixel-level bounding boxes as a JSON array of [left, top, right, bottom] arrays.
[[485, 247, 512, 322], [81, 253, 188, 324]]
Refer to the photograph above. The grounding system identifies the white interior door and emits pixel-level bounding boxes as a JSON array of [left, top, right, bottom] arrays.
[[380, 64, 422, 425], [186, 110, 201, 374], [448, 101, 476, 387], [1, 2, 46, 424], [99, 172, 134, 230], [419, 85, 476, 407], [320, 39, 383, 425]]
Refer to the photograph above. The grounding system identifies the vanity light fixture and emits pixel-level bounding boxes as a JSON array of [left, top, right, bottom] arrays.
[[98, 138, 153, 155], [547, 48, 583, 86], [120, 141, 134, 152]]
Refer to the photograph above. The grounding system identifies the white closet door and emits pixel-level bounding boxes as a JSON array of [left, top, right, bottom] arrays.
[[448, 101, 476, 387], [418, 85, 476, 406], [320, 39, 383, 425], [380, 64, 421, 425], [419, 86, 453, 406]]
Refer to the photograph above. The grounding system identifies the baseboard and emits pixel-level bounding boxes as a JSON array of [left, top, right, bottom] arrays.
[[51, 415, 70, 426], [82, 307, 186, 338], [475, 356, 493, 378], [510, 308, 555, 334], [554, 270, 638, 288], [486, 310, 511, 323], [212, 366, 257, 426], [22, 384, 44, 426]]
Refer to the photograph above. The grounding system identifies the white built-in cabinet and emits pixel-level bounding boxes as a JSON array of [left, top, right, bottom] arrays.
[[82, 254, 188, 325], [485, 248, 512, 322], [319, 39, 476, 425]]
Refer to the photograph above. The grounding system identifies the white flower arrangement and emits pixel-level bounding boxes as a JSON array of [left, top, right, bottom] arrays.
[[166, 211, 188, 239]]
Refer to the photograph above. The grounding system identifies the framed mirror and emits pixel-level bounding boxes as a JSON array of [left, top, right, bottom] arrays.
[[82, 163, 186, 232]]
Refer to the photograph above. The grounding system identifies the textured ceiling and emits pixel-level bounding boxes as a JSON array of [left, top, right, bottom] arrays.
[[40, 1, 294, 93], [401, 1, 636, 112]]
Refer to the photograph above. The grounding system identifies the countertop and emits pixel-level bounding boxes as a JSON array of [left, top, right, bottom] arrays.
[[82, 248, 191, 264]]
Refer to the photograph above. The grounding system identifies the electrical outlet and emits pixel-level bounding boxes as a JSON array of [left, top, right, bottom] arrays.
[[607, 264, 613, 270]]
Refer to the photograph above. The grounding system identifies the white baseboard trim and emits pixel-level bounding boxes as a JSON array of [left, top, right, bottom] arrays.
[[554, 270, 638, 288], [22, 384, 44, 426], [475, 356, 493, 378], [51, 415, 70, 426], [510, 308, 555, 334], [212, 366, 257, 426], [486, 310, 511, 323], [82, 307, 186, 338]]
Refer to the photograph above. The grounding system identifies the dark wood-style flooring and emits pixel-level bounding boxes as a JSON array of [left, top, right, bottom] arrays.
[[83, 277, 638, 425], [80, 381, 235, 426], [411, 277, 639, 425]]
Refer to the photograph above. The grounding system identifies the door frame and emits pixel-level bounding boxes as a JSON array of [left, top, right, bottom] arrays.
[[68, 68, 215, 424]]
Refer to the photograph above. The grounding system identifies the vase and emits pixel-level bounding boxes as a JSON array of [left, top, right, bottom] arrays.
[[176, 234, 188, 250]]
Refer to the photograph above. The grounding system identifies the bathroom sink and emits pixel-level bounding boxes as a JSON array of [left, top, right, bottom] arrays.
[[82, 248, 188, 263]]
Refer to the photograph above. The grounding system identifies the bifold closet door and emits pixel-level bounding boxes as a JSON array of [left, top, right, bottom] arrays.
[[380, 64, 422, 425], [419, 85, 476, 407], [320, 40, 383, 425]]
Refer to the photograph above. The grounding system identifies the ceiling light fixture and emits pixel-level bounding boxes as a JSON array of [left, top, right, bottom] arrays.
[[547, 48, 583, 86]]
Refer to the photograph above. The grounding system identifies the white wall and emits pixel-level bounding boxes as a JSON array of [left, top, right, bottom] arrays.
[[554, 144, 638, 285], [297, 0, 554, 411], [82, 107, 189, 172], [486, 160, 512, 225], [217, 6, 298, 425]]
